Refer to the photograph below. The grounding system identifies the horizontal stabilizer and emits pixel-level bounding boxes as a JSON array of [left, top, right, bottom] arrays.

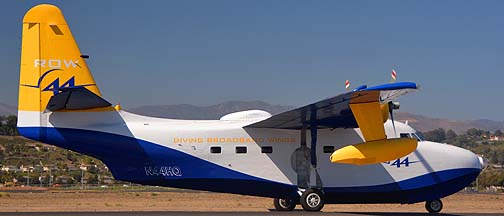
[[46, 87, 111, 112]]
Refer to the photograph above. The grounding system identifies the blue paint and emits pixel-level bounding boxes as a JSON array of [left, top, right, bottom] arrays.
[[18, 126, 479, 203], [324, 168, 480, 203], [18, 126, 299, 198], [353, 85, 367, 91], [361, 82, 418, 91]]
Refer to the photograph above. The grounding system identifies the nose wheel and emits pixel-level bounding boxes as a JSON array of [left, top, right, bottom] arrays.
[[300, 188, 325, 211], [425, 199, 443, 213], [273, 198, 296, 211]]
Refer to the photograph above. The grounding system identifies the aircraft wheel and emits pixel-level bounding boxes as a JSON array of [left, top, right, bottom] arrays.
[[273, 198, 296, 211], [425, 199, 443, 213], [300, 188, 325, 211]]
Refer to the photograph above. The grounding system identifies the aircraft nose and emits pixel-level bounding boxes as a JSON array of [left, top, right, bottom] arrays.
[[446, 143, 483, 171], [427, 141, 483, 171]]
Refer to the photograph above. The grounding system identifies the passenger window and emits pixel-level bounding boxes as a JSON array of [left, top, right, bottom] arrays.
[[210, 146, 221, 154], [236, 146, 247, 154], [323, 146, 335, 153], [261, 146, 273, 154], [400, 133, 411, 138]]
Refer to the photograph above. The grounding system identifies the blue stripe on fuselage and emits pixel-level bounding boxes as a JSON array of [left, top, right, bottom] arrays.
[[17, 126, 298, 198], [18, 126, 479, 203]]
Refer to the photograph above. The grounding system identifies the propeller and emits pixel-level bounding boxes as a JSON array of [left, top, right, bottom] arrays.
[[388, 101, 400, 137]]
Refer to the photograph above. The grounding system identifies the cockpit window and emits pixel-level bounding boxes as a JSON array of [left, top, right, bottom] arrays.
[[400, 132, 424, 141], [412, 133, 425, 141], [400, 133, 411, 138]]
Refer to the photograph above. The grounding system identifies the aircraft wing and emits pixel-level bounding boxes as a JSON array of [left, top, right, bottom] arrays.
[[244, 82, 418, 130]]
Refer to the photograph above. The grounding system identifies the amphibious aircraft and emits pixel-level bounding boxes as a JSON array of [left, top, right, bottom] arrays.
[[17, 4, 485, 213]]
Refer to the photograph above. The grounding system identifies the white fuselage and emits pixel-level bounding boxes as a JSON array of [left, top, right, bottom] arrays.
[[17, 109, 484, 203]]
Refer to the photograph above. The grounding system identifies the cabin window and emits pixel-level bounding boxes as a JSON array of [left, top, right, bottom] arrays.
[[323, 146, 335, 153], [261, 146, 273, 154], [235, 146, 247, 154], [210, 146, 221, 154], [400, 133, 411, 138]]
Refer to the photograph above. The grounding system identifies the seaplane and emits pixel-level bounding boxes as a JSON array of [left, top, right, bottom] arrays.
[[17, 4, 486, 213]]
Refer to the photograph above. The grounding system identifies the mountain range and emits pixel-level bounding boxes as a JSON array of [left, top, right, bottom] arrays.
[[128, 101, 504, 134], [1, 101, 503, 134], [394, 113, 504, 134], [127, 100, 292, 120]]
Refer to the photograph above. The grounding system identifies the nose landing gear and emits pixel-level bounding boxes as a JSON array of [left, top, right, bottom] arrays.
[[425, 199, 443, 213]]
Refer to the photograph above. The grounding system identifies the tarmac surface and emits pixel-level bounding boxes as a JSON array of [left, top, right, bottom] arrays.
[[0, 191, 502, 215]]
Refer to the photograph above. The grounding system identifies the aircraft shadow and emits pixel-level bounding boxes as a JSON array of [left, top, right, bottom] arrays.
[[267, 210, 498, 216], [337, 212, 498, 216]]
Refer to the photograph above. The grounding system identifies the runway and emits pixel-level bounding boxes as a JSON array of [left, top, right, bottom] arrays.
[[1, 191, 502, 215], [0, 212, 502, 216]]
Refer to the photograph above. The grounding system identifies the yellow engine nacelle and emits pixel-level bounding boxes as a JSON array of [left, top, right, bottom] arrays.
[[330, 138, 417, 165]]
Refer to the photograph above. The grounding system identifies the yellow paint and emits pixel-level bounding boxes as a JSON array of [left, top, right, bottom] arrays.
[[172, 137, 297, 144], [18, 4, 102, 112], [350, 101, 386, 142], [329, 138, 418, 165], [114, 104, 122, 111], [380, 103, 390, 123], [56, 106, 116, 112]]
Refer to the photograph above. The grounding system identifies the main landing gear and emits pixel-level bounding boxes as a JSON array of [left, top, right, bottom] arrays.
[[273, 189, 325, 212], [273, 198, 296, 211], [300, 188, 325, 211], [275, 114, 327, 212], [425, 199, 443, 213]]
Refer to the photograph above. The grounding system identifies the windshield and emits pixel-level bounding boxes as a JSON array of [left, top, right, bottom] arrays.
[[412, 132, 425, 141]]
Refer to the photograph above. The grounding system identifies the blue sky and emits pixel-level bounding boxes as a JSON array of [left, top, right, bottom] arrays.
[[0, 1, 503, 120]]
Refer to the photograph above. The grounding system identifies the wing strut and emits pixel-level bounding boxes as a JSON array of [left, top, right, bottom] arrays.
[[309, 108, 320, 188], [295, 110, 322, 189], [310, 108, 317, 167]]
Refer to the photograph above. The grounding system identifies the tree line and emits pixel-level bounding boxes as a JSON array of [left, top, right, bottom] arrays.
[[0, 115, 17, 136]]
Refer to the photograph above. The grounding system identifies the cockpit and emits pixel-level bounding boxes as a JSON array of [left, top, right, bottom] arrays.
[[384, 120, 425, 141], [399, 132, 425, 141]]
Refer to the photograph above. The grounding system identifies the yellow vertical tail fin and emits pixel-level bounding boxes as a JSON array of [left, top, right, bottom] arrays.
[[18, 4, 101, 113]]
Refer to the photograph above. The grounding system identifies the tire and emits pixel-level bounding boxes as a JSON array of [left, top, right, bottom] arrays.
[[273, 198, 296, 211], [300, 188, 325, 211], [425, 199, 443, 213]]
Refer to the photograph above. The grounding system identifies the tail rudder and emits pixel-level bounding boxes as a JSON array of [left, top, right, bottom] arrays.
[[18, 4, 105, 127], [19, 4, 102, 112]]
